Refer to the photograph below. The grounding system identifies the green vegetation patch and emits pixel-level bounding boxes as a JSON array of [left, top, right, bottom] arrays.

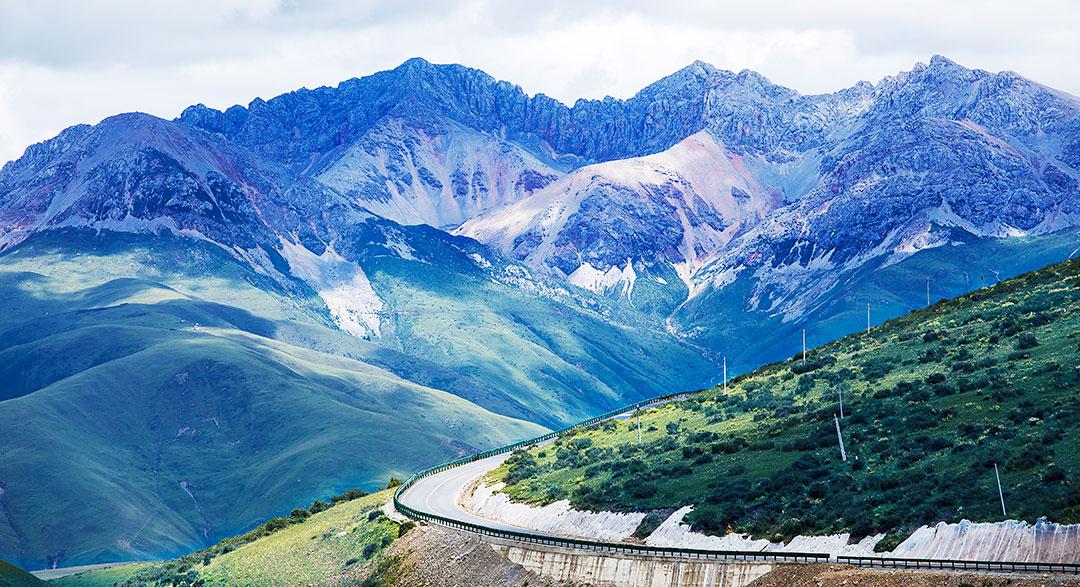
[[0, 560, 45, 587], [495, 256, 1080, 543], [56, 490, 402, 587]]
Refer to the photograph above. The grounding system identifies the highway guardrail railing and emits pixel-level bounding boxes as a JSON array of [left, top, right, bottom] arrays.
[[393, 389, 1079, 573], [836, 555, 1080, 574]]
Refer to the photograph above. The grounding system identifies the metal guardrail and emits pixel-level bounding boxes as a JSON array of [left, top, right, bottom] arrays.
[[395, 499, 828, 564], [836, 555, 1080, 574], [393, 390, 1080, 574]]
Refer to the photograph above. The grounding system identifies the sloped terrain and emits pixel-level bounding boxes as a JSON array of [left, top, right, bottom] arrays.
[[0, 233, 547, 569], [0, 561, 43, 587], [52, 490, 401, 586], [2, 54, 1077, 572], [460, 57, 1080, 367], [496, 256, 1080, 544], [0, 222, 720, 568]]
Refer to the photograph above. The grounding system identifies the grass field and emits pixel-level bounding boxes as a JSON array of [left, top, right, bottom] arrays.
[[495, 255, 1080, 545], [0, 228, 719, 569], [0, 230, 547, 569], [52, 490, 401, 586], [0, 560, 44, 587]]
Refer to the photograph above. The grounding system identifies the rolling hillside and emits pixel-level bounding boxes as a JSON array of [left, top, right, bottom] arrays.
[[0, 107, 717, 569], [0, 561, 43, 587], [51, 490, 403, 586], [0, 230, 547, 568], [495, 255, 1080, 546]]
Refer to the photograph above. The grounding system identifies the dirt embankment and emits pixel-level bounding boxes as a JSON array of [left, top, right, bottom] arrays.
[[750, 564, 1080, 587], [365, 524, 564, 587]]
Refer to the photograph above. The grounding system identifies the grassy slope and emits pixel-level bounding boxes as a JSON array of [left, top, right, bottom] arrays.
[[0, 228, 715, 568], [674, 228, 1080, 375], [0, 561, 44, 587], [496, 255, 1080, 543], [53, 491, 400, 586], [361, 225, 720, 428], [0, 231, 545, 569]]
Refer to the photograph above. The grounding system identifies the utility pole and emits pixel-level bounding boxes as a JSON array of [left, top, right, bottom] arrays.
[[637, 409, 642, 447], [834, 414, 847, 461], [723, 355, 727, 393], [995, 463, 1007, 517], [802, 329, 807, 362], [838, 382, 844, 419]]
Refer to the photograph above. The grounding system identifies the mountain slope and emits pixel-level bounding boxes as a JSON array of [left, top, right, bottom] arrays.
[[675, 57, 1080, 367], [461, 56, 1080, 366], [52, 490, 402, 587], [2, 54, 1077, 570], [0, 231, 546, 569], [495, 255, 1080, 543], [314, 112, 561, 228], [0, 112, 718, 568], [458, 131, 782, 311], [0, 561, 43, 587]]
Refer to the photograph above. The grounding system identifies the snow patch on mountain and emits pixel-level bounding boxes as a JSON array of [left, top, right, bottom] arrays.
[[567, 259, 636, 297], [280, 240, 384, 338]]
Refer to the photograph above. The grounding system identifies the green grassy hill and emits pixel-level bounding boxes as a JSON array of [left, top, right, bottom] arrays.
[[0, 230, 547, 569], [0, 561, 44, 587], [52, 490, 401, 586], [495, 255, 1080, 546]]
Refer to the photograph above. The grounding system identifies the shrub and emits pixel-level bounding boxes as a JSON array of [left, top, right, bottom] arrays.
[[362, 542, 379, 559], [1017, 333, 1039, 349], [627, 481, 657, 498], [332, 488, 369, 504], [1044, 466, 1067, 483]]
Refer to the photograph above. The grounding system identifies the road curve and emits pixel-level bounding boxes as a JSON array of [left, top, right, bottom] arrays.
[[393, 393, 1080, 575], [394, 395, 692, 540], [396, 448, 567, 538]]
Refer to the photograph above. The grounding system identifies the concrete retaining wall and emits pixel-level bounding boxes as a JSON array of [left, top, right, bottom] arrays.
[[493, 542, 773, 587]]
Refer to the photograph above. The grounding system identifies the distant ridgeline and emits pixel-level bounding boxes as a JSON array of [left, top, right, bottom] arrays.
[[496, 256, 1080, 547]]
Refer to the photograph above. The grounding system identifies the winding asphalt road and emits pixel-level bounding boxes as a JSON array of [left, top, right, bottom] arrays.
[[395, 398, 687, 539], [396, 447, 571, 539]]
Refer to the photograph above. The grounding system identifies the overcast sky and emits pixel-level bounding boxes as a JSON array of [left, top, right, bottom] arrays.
[[1, 0, 1078, 164]]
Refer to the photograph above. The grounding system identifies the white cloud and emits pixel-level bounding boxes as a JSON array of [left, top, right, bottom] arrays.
[[1, 0, 1078, 164]]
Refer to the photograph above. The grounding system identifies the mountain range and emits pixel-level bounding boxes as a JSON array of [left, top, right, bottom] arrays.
[[0, 55, 1077, 569]]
